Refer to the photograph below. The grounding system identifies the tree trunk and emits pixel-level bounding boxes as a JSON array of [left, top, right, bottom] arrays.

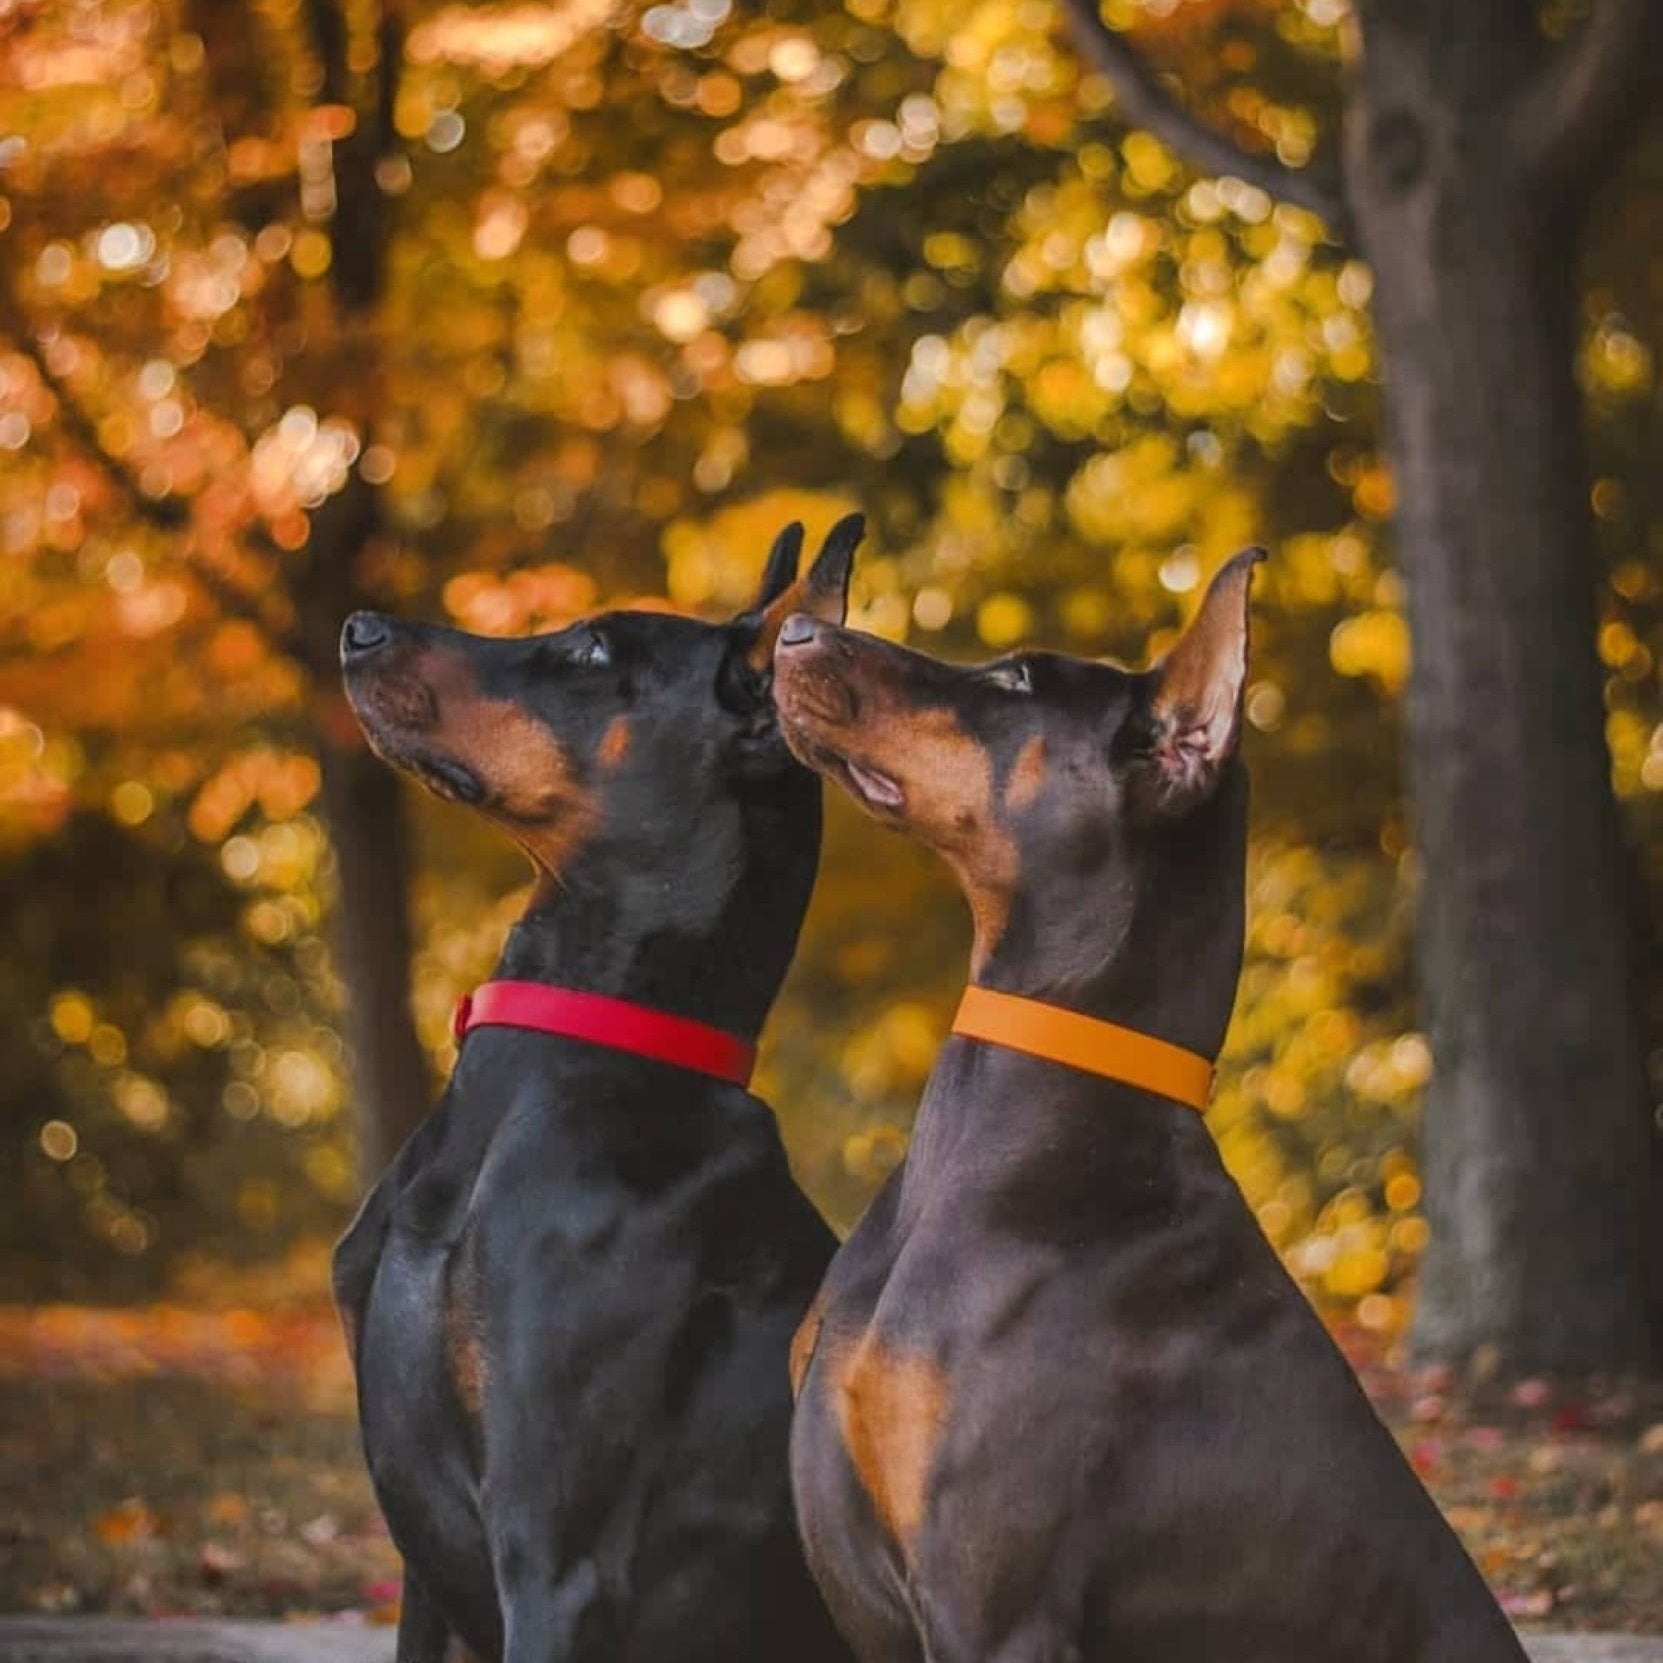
[[317, 728, 432, 1186], [1345, 19, 1658, 1372], [298, 470, 433, 1189]]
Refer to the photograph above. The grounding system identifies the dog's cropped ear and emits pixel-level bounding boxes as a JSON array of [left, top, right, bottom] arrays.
[[746, 521, 804, 616], [1133, 546, 1265, 815], [746, 512, 864, 669]]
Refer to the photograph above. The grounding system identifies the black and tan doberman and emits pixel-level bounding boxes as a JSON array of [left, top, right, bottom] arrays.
[[773, 551, 1529, 1663], [331, 519, 863, 1663]]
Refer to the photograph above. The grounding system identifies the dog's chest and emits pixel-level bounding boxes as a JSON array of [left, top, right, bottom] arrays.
[[358, 1224, 480, 1507]]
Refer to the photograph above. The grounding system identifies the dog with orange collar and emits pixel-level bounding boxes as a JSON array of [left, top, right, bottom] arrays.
[[773, 551, 1530, 1663], [331, 518, 863, 1663]]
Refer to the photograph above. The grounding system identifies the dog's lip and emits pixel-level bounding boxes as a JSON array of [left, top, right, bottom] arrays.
[[376, 742, 486, 806], [841, 756, 904, 812], [352, 710, 486, 805], [342, 661, 486, 807], [784, 723, 906, 817], [774, 650, 860, 727], [774, 672, 903, 813], [776, 677, 857, 729], [344, 663, 439, 731], [413, 753, 485, 805]]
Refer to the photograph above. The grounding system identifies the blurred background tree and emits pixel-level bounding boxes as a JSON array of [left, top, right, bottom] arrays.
[[1045, 0, 1663, 1376], [1, 0, 1660, 1379]]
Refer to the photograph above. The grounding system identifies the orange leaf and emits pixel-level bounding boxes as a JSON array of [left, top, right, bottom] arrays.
[[92, 1498, 162, 1544]]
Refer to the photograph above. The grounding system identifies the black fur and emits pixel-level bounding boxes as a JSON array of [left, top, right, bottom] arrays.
[[334, 522, 861, 1663]]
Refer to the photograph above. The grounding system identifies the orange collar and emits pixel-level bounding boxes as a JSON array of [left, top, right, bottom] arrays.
[[951, 984, 1214, 1112]]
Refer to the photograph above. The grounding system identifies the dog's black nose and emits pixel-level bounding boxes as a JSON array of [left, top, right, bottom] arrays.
[[776, 612, 820, 649], [342, 611, 393, 660]]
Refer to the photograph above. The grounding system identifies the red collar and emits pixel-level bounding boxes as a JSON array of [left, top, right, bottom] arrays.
[[453, 981, 756, 1088]]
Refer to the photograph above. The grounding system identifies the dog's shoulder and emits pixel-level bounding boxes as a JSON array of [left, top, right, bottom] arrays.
[[332, 1085, 457, 1333]]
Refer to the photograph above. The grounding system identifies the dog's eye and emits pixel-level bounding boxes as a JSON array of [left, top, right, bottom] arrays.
[[572, 629, 611, 669], [986, 660, 1033, 694]]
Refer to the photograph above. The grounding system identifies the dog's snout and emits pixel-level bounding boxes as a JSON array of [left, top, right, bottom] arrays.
[[776, 612, 821, 650], [342, 610, 394, 660]]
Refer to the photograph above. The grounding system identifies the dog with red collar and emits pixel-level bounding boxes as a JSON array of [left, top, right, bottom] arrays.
[[332, 519, 862, 1663], [774, 552, 1530, 1663]]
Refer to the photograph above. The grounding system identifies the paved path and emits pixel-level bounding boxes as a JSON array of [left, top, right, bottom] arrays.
[[1526, 1643, 1663, 1663], [0, 1621, 390, 1662], [1, 1621, 1661, 1662]]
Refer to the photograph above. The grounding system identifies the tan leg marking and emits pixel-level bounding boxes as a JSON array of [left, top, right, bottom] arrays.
[[790, 1284, 828, 1399], [443, 1239, 487, 1420], [832, 1334, 949, 1547]]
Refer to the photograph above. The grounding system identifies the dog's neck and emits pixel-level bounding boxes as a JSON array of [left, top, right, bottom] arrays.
[[898, 771, 1247, 1216], [975, 767, 1248, 1061], [487, 778, 822, 1043]]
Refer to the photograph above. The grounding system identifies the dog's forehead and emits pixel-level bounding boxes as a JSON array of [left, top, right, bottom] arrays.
[[535, 607, 734, 672], [1014, 651, 1139, 727], [1038, 650, 1131, 690]]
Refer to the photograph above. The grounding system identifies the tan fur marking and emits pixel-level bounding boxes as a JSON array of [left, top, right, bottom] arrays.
[[833, 1335, 949, 1547], [748, 570, 847, 668], [468, 699, 596, 874], [777, 653, 1018, 973], [443, 1238, 487, 1419], [420, 646, 597, 874], [1004, 735, 1046, 812], [348, 638, 600, 878], [598, 715, 632, 768], [898, 707, 1017, 976], [789, 1285, 828, 1399], [448, 697, 571, 817]]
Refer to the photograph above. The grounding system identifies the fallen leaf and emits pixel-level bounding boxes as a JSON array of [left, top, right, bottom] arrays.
[[205, 1492, 251, 1528], [199, 1542, 243, 1583], [92, 1498, 162, 1545]]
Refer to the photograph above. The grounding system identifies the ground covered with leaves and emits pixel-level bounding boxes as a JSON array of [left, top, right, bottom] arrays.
[[2, 1305, 1661, 1632], [0, 1307, 400, 1626]]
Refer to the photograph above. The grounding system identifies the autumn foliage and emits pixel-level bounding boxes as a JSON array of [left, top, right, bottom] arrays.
[[1, 0, 1661, 1360]]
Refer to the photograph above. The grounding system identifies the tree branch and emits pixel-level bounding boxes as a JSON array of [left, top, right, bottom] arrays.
[[181, 548, 306, 658], [298, 0, 405, 314], [1515, 0, 1663, 197], [302, 0, 350, 107], [0, 309, 188, 534], [341, 5, 405, 314], [1057, 0, 1349, 235], [0, 298, 307, 661]]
